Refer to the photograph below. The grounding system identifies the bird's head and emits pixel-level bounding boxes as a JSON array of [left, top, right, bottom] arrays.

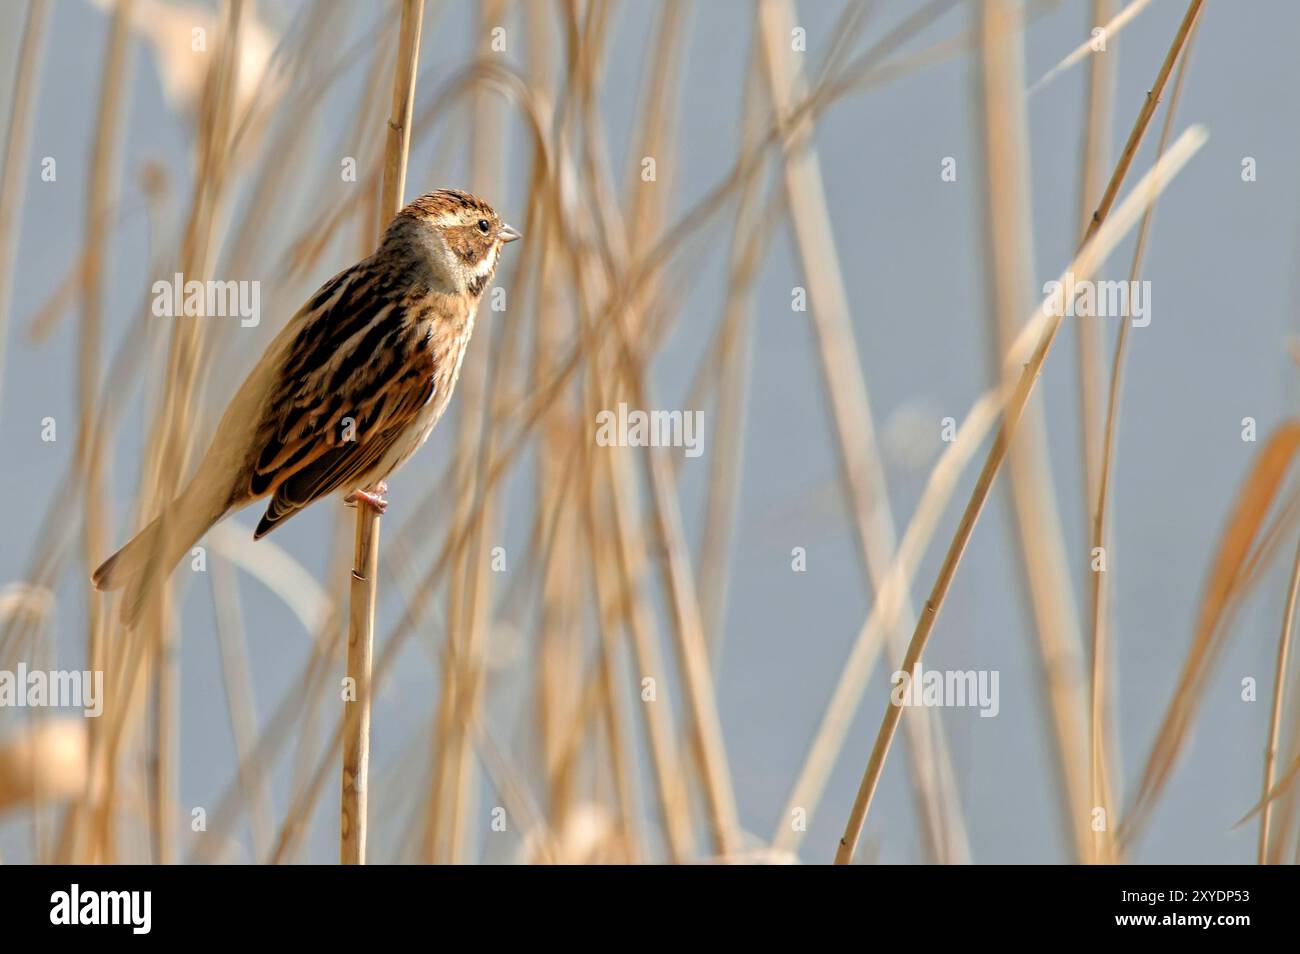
[[385, 189, 521, 298]]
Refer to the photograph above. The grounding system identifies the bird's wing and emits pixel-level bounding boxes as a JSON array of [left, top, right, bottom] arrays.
[[246, 264, 439, 538]]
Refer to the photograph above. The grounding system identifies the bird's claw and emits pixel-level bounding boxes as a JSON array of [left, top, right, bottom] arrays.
[[345, 483, 389, 514]]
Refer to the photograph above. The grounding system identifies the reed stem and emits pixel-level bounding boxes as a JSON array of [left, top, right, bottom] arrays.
[[341, 0, 424, 866]]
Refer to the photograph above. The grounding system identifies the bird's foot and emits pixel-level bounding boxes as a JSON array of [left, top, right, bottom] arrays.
[[345, 482, 389, 514]]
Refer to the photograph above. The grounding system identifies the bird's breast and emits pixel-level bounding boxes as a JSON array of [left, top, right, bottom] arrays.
[[417, 298, 480, 429]]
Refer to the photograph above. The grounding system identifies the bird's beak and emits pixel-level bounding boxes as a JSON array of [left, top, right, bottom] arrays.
[[498, 223, 522, 244]]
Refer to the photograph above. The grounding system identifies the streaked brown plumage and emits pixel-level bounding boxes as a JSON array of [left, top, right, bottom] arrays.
[[92, 189, 520, 624]]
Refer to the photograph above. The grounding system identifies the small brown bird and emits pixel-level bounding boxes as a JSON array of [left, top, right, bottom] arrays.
[[93, 189, 520, 624]]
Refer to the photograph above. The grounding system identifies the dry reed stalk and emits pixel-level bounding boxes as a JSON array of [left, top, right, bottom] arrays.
[[350, 28, 399, 258], [595, 441, 697, 860], [547, 155, 720, 858], [18, 290, 177, 645], [976, 0, 1094, 863], [743, 8, 1032, 860], [0, 166, 173, 677], [526, 0, 965, 381], [1266, 630, 1300, 861], [531, 299, 586, 829], [188, 469, 357, 856], [1263, 522, 1300, 868], [1193, 491, 1300, 858], [757, 0, 967, 864], [427, 481, 499, 867], [192, 607, 346, 863], [519, 1, 735, 858], [3, 189, 169, 644], [616, 0, 692, 474], [811, 0, 962, 106], [622, 0, 688, 276], [400, 20, 559, 868], [1073, 0, 1116, 548], [341, 0, 423, 867], [318, 38, 396, 858], [291, 520, 352, 782], [696, 36, 763, 656], [610, 0, 695, 855], [1261, 535, 1300, 863], [773, 390, 1001, 856], [276, 488, 521, 863], [74, 0, 134, 859], [208, 553, 273, 859], [377, 0, 423, 236], [979, 0, 1092, 858], [340, 503, 380, 864], [1240, 751, 1300, 827], [22, 249, 87, 344], [832, 84, 1210, 863], [1120, 420, 1300, 845], [568, 0, 622, 264], [573, 263, 712, 858], [1087, 3, 1201, 864], [1075, 0, 1119, 867], [524, 265, 645, 859], [1071, 1, 1123, 857], [530, 341, 588, 823], [1074, 12, 1116, 579], [518, 0, 581, 844], [214, 9, 352, 290], [426, 0, 508, 866], [418, 29, 582, 873], [89, 0, 248, 866], [576, 429, 644, 863], [0, 0, 49, 419], [478, 453, 591, 846], [639, 393, 741, 856], [48, 0, 214, 868], [467, 719, 555, 864], [1029, 0, 1158, 95], [147, 0, 247, 867], [565, 112, 743, 860]]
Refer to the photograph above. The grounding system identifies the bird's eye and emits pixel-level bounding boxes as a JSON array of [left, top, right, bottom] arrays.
[[477, 219, 490, 234]]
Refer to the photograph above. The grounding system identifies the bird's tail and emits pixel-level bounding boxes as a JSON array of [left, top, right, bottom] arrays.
[[92, 491, 216, 627]]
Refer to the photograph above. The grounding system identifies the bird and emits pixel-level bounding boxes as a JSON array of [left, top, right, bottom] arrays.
[[92, 189, 521, 625]]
